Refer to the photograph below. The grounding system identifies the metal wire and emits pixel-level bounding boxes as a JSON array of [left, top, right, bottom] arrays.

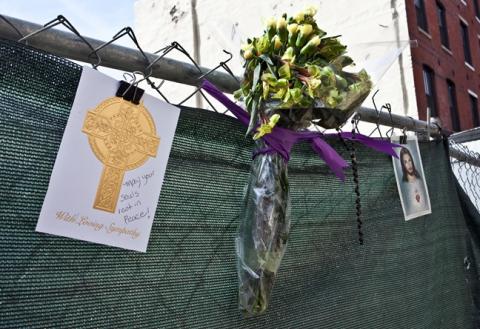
[[140, 41, 225, 112], [449, 138, 480, 212], [17, 15, 100, 68]]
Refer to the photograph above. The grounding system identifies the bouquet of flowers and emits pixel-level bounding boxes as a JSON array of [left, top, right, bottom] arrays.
[[233, 7, 372, 317], [235, 7, 372, 134]]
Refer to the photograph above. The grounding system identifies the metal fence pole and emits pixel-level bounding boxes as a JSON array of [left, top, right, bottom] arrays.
[[0, 15, 240, 93]]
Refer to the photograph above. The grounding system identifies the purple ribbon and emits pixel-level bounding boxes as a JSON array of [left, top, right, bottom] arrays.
[[201, 80, 399, 181]]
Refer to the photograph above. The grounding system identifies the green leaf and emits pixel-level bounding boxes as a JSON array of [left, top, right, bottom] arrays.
[[259, 54, 274, 65], [251, 63, 262, 92], [282, 88, 291, 103], [258, 54, 277, 76], [254, 35, 270, 54], [281, 47, 296, 63], [261, 72, 277, 85], [245, 94, 253, 111], [278, 63, 291, 79], [305, 78, 321, 98], [325, 88, 344, 107], [319, 66, 335, 87], [335, 74, 348, 90], [318, 36, 347, 61], [314, 28, 327, 38], [271, 86, 288, 99], [306, 64, 321, 77], [246, 96, 259, 136], [233, 88, 243, 99], [330, 55, 354, 69], [290, 87, 303, 104], [275, 78, 289, 88], [262, 81, 269, 99]]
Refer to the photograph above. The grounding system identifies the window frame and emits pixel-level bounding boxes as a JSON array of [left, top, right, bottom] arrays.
[[437, 2, 450, 48], [422, 65, 438, 117], [460, 17, 473, 65], [469, 91, 479, 127], [473, 0, 480, 18], [415, 0, 429, 32], [446, 79, 460, 131]]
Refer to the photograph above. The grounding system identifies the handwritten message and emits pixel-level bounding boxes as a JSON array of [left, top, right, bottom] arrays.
[[119, 170, 155, 224]]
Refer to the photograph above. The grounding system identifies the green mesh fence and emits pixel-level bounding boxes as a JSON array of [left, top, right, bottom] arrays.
[[0, 38, 479, 328]]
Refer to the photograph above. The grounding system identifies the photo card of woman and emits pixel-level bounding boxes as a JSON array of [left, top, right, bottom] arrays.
[[391, 134, 431, 220]]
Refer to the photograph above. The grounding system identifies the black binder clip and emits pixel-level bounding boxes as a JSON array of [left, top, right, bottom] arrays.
[[116, 80, 144, 105], [399, 128, 407, 144]]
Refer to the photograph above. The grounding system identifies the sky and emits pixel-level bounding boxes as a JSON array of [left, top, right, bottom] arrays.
[[1, 0, 136, 79], [1, 0, 134, 42]]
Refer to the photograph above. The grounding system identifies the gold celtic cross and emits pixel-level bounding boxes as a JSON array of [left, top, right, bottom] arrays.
[[82, 97, 160, 213]]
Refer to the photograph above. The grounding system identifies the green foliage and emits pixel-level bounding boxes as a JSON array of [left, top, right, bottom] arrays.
[[236, 6, 372, 134]]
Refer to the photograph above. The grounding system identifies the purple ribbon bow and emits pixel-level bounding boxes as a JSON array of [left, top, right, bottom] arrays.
[[201, 80, 399, 181]]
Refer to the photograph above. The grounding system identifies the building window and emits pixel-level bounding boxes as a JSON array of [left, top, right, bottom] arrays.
[[423, 65, 437, 117], [470, 93, 479, 127], [460, 20, 473, 65], [415, 0, 429, 31], [474, 0, 480, 18], [437, 3, 449, 48], [447, 80, 460, 131]]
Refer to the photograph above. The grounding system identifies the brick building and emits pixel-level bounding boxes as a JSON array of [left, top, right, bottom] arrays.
[[407, 0, 480, 131]]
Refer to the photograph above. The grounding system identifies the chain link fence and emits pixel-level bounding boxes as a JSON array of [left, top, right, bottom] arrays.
[[449, 129, 480, 212]]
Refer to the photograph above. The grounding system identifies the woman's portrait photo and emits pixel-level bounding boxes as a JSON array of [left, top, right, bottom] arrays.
[[392, 135, 431, 220]]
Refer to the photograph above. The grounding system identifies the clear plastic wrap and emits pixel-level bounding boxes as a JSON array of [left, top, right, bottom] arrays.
[[235, 139, 291, 316]]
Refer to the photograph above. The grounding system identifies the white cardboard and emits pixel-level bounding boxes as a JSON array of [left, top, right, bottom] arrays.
[[391, 134, 432, 221], [36, 67, 180, 252]]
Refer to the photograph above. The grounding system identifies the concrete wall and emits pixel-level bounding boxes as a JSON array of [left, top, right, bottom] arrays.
[[134, 0, 418, 132]]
